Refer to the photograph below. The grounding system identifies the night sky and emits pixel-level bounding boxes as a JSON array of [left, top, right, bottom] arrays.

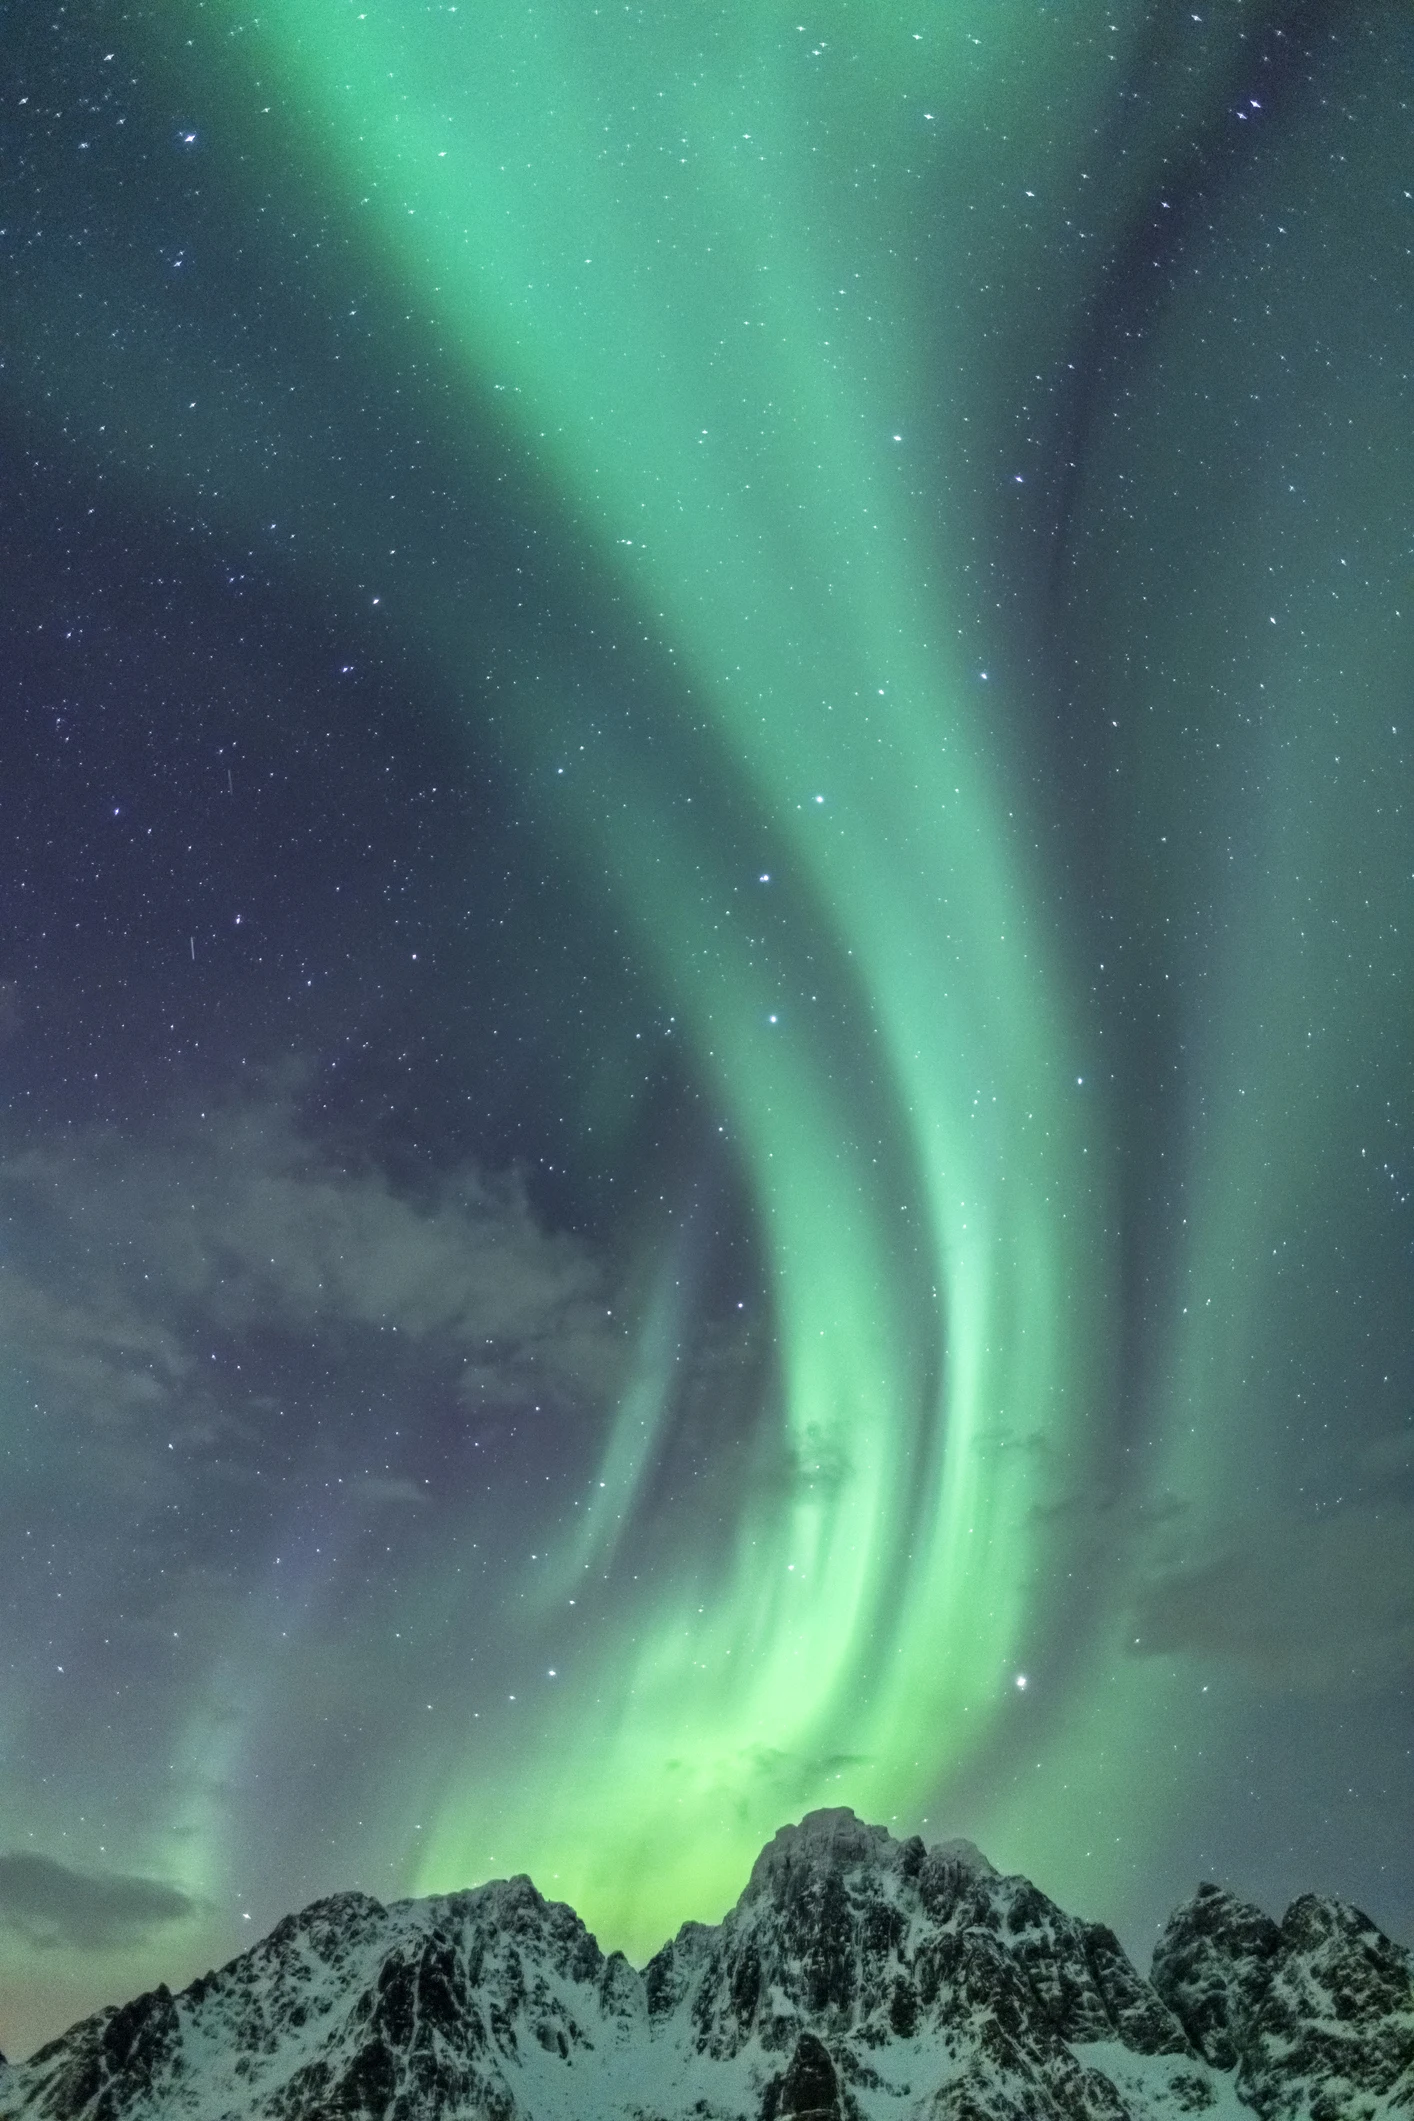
[[2, 0, 1412, 2064]]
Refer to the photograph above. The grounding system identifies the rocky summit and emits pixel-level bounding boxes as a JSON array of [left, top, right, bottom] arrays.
[[1, 1808, 1410, 2120]]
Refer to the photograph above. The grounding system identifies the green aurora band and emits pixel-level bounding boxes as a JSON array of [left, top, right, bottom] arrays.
[[247, 2, 1110, 1937], [9, 0, 1412, 1979]]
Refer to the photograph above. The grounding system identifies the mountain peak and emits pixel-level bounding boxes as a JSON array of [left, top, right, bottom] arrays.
[[923, 1832, 997, 1877], [743, 1808, 997, 1905], [743, 1807, 899, 1894], [2, 1815, 1409, 2121]]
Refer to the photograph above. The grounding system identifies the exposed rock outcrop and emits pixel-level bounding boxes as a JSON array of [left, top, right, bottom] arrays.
[[2, 1810, 1407, 2121]]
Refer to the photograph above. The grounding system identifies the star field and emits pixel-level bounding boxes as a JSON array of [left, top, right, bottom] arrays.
[[0, 0, 1411, 2064]]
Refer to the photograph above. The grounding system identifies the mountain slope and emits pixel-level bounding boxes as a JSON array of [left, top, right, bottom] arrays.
[[1, 1809, 1408, 2120], [1153, 1878, 1414, 2118]]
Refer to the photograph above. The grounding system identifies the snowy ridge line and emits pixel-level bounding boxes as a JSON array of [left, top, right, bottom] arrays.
[[2, 1807, 1411, 2119]]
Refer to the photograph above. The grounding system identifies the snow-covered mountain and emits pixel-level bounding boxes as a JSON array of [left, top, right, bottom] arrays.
[[2, 1808, 1410, 2119]]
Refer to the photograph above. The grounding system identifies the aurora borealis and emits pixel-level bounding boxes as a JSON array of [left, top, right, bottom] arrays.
[[2, 0, 1412, 2063]]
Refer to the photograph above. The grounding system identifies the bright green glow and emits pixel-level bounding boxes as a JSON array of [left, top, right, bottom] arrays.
[[20, 0, 1398, 1960], [197, 0, 1114, 1945], [0, 6, 1408, 2059]]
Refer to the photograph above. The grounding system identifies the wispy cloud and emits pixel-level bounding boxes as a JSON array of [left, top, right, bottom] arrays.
[[1132, 1503, 1414, 1692], [0, 1082, 624, 1443], [0, 1855, 194, 1953], [345, 1473, 429, 1507]]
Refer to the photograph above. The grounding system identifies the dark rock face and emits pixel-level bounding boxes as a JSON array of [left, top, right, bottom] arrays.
[[770, 2029, 840, 2118], [672, 1806, 1192, 2090], [0, 1810, 1408, 2121], [1154, 1879, 1414, 2119], [1152, 1882, 1283, 2071]]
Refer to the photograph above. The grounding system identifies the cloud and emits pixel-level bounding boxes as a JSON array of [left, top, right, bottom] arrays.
[[0, 1275, 189, 1430], [0, 1082, 625, 1440], [0, 1855, 195, 1953], [346, 1474, 428, 1507], [1132, 1503, 1414, 1692]]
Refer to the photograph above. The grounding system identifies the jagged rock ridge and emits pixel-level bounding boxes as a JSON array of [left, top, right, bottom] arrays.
[[1, 1807, 1410, 2120], [1152, 1878, 1414, 2118]]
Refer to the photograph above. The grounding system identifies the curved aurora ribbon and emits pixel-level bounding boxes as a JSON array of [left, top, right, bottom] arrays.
[[4, 1, 1180, 1950], [4, 11, 1410, 2042], [195, 1, 1115, 1936]]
